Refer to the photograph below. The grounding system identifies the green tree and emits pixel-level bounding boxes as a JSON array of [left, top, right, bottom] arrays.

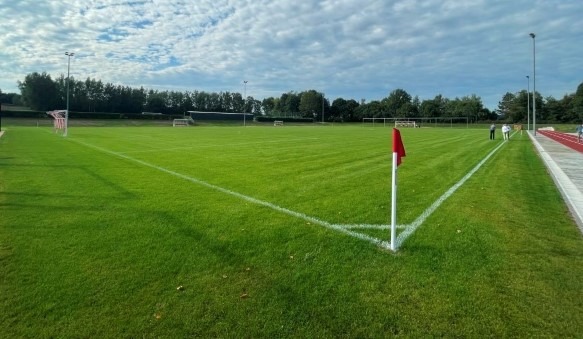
[[544, 96, 569, 122], [446, 95, 484, 122], [299, 90, 324, 118], [531, 91, 546, 122], [382, 88, 412, 117], [420, 95, 448, 118], [497, 92, 516, 120], [0, 91, 20, 105], [279, 92, 301, 116], [572, 82, 583, 122], [261, 97, 276, 116], [18, 72, 58, 110], [355, 100, 384, 119]]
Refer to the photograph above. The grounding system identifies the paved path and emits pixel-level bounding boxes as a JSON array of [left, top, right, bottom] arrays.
[[529, 130, 583, 234]]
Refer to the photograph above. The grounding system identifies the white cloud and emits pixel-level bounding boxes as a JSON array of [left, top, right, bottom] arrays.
[[0, 0, 581, 109]]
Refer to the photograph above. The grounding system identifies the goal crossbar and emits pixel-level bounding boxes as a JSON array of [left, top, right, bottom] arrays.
[[173, 118, 191, 127]]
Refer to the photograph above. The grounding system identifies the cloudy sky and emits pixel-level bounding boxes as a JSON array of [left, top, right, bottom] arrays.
[[1, 0, 581, 110]]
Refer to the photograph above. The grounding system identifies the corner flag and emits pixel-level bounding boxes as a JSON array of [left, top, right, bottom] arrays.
[[392, 128, 406, 166], [391, 128, 406, 251]]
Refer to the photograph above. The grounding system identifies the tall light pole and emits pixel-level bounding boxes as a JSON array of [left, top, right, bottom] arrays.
[[526, 75, 530, 131], [243, 80, 248, 127], [65, 51, 74, 137], [529, 33, 536, 136]]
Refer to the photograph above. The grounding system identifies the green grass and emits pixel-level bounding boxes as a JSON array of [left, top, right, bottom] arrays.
[[1, 124, 582, 337]]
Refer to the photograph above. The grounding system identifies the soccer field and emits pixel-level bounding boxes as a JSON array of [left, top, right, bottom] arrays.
[[1, 125, 582, 337]]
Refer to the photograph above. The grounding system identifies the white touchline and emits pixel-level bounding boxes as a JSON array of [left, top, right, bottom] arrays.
[[67, 135, 506, 252], [395, 139, 508, 248], [70, 139, 391, 249], [341, 223, 403, 230]]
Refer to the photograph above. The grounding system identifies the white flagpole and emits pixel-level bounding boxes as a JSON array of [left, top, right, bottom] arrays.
[[390, 151, 398, 251]]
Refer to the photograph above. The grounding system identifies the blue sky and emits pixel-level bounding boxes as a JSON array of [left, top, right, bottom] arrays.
[[0, 0, 581, 110]]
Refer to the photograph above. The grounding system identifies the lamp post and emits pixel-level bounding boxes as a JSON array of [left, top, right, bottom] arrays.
[[529, 33, 536, 136], [526, 75, 530, 131], [243, 80, 248, 127], [65, 51, 74, 137]]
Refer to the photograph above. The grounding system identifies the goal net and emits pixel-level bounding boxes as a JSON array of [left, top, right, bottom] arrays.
[[394, 121, 417, 128], [173, 118, 192, 127], [187, 111, 254, 126], [363, 117, 468, 128], [46, 110, 67, 133]]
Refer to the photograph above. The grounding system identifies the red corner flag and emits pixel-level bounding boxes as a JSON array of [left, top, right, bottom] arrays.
[[390, 128, 406, 251], [392, 128, 406, 166]]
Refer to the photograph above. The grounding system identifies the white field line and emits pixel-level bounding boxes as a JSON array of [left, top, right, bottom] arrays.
[[70, 139, 391, 249], [341, 223, 404, 230], [65, 134, 506, 252], [394, 139, 507, 249]]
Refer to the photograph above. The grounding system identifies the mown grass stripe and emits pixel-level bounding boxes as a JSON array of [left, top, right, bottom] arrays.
[[69, 138, 391, 249], [396, 136, 510, 248]]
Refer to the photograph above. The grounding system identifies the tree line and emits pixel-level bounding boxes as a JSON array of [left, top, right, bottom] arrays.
[[498, 85, 583, 123], [3, 72, 583, 123]]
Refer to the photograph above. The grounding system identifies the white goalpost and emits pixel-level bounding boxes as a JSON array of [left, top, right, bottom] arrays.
[[173, 118, 191, 127], [362, 118, 418, 128], [363, 117, 469, 128], [46, 110, 67, 134], [394, 121, 417, 128]]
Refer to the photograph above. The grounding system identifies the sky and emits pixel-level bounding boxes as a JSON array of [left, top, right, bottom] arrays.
[[0, 0, 581, 110]]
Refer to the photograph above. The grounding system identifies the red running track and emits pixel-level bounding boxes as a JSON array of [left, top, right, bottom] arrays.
[[537, 130, 583, 153]]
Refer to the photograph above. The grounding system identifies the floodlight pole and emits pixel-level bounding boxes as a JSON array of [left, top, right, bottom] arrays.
[[243, 80, 248, 127], [65, 51, 74, 137], [529, 33, 536, 136], [526, 75, 530, 131]]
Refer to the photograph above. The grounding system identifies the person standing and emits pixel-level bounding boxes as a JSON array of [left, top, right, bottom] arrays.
[[489, 123, 496, 140], [502, 124, 510, 140], [576, 123, 583, 143]]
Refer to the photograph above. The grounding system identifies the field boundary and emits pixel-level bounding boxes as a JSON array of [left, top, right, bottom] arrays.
[[70, 138, 392, 249], [67, 135, 508, 252], [529, 131, 583, 233], [396, 139, 507, 248]]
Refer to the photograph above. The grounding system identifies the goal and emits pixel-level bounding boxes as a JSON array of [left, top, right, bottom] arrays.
[[46, 110, 67, 133], [394, 120, 417, 128], [173, 118, 191, 127]]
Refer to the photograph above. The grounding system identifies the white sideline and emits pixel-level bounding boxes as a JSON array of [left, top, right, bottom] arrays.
[[395, 139, 508, 248], [68, 135, 508, 252], [71, 139, 391, 249]]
